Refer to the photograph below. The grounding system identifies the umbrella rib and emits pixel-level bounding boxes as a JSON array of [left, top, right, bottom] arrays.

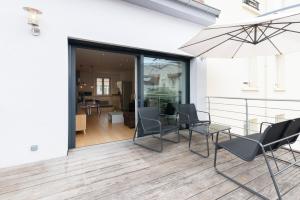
[[195, 27, 250, 57], [257, 26, 282, 55], [228, 38, 252, 43], [180, 27, 245, 49], [227, 35, 253, 43], [258, 23, 291, 43], [231, 27, 255, 58], [261, 24, 300, 34], [242, 26, 254, 43], [257, 24, 270, 42], [228, 26, 254, 43], [265, 22, 300, 25]]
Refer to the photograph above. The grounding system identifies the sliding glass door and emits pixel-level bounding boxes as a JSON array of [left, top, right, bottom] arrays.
[[143, 57, 187, 115]]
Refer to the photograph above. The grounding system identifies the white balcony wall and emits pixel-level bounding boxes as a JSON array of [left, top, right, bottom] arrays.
[[0, 0, 209, 168]]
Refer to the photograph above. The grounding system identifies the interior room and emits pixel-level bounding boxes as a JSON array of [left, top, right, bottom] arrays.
[[75, 48, 136, 148]]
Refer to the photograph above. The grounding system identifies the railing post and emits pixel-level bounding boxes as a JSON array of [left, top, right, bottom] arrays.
[[245, 99, 249, 135], [207, 96, 211, 113]]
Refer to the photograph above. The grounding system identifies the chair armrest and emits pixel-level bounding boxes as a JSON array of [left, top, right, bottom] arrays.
[[197, 110, 211, 123], [140, 117, 162, 132], [259, 122, 273, 134]]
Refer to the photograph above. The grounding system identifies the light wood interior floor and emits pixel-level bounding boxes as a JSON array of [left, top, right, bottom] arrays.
[[1, 132, 300, 200], [76, 112, 134, 148]]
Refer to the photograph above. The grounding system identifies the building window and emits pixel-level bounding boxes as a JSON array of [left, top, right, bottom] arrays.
[[96, 78, 110, 95], [243, 0, 259, 10]]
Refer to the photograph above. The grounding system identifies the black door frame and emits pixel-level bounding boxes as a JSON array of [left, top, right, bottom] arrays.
[[68, 38, 191, 149]]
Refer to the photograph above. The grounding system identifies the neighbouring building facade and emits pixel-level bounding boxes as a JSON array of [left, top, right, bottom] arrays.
[[204, 0, 300, 150]]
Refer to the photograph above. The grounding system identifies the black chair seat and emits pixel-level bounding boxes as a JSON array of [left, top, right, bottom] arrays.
[[162, 125, 178, 134], [133, 107, 180, 152], [218, 133, 262, 161], [145, 124, 178, 134]]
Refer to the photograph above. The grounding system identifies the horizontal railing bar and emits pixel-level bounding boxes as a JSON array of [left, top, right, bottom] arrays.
[[248, 105, 300, 112], [207, 96, 300, 102], [247, 113, 277, 119], [210, 108, 245, 115], [210, 114, 246, 122], [207, 102, 246, 107], [206, 102, 300, 112], [210, 108, 279, 119], [210, 121, 258, 133]]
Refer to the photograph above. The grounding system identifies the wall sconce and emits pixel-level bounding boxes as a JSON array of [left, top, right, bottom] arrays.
[[23, 7, 42, 36]]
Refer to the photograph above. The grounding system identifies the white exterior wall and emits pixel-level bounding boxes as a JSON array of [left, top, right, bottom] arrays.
[[0, 0, 208, 168], [190, 57, 207, 112]]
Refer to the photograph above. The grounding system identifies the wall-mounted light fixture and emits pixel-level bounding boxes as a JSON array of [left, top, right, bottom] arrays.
[[23, 7, 42, 36]]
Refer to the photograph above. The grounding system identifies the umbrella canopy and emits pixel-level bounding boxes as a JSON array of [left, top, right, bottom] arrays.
[[180, 10, 300, 58]]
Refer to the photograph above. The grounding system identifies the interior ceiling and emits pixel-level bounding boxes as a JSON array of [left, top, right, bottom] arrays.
[[76, 48, 135, 71]]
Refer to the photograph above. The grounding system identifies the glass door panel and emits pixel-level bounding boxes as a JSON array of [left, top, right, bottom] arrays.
[[143, 57, 187, 115]]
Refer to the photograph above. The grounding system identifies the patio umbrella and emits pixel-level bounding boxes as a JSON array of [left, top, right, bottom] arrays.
[[180, 10, 300, 58]]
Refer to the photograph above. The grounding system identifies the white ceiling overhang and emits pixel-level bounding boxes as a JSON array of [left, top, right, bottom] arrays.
[[122, 0, 220, 26]]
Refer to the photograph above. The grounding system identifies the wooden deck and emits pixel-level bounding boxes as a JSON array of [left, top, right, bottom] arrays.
[[1, 131, 300, 200]]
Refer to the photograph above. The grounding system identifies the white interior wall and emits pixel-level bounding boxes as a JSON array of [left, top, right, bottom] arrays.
[[0, 0, 207, 168]]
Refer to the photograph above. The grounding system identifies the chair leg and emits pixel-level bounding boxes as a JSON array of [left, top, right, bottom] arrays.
[[159, 132, 163, 152], [206, 135, 210, 157], [133, 127, 163, 153], [288, 142, 297, 162], [189, 129, 192, 149], [262, 149, 282, 200], [215, 168, 269, 200], [152, 130, 180, 143], [189, 133, 209, 158], [215, 153, 269, 200], [214, 138, 270, 200], [177, 129, 180, 143], [214, 143, 218, 168]]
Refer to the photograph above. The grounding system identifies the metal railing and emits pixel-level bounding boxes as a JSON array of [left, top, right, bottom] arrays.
[[205, 96, 300, 136], [243, 0, 259, 10]]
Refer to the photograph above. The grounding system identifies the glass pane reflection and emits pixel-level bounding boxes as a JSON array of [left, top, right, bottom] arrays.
[[143, 57, 186, 115]]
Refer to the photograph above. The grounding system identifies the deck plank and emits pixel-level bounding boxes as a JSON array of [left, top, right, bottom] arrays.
[[0, 132, 299, 200]]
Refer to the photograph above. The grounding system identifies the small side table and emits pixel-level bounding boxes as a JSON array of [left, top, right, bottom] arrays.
[[189, 123, 231, 158], [76, 113, 87, 135]]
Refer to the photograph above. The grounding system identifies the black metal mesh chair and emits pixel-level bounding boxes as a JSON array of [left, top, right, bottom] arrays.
[[214, 119, 300, 200], [178, 104, 211, 127], [177, 104, 212, 156], [133, 107, 180, 152]]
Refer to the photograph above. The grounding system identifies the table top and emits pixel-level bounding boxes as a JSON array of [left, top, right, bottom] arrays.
[[190, 123, 231, 135]]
